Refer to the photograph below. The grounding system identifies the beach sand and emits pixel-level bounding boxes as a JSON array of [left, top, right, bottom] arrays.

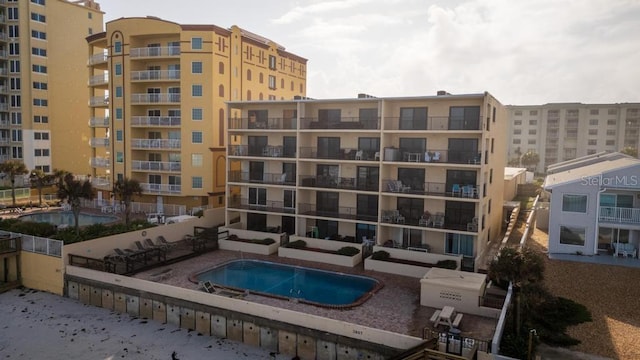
[[0, 288, 288, 359]]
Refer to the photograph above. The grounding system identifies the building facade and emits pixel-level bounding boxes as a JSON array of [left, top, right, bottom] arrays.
[[226, 92, 507, 271], [507, 103, 640, 172], [86, 17, 307, 211], [0, 0, 103, 174]]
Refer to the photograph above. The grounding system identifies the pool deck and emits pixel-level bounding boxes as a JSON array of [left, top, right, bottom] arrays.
[[132, 248, 498, 341]]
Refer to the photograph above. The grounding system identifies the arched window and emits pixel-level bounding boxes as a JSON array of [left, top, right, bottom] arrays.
[[259, 92, 263, 100], [218, 84, 224, 97], [259, 73, 264, 84], [299, 83, 303, 93], [247, 90, 251, 100], [290, 81, 294, 91], [280, 78, 285, 89], [218, 62, 224, 74], [247, 69, 252, 81]]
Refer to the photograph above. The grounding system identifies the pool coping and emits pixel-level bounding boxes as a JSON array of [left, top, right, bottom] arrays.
[[188, 258, 385, 309]]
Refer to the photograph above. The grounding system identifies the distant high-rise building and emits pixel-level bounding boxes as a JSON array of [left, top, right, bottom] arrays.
[[507, 103, 640, 172], [86, 17, 307, 211], [0, 0, 104, 174]]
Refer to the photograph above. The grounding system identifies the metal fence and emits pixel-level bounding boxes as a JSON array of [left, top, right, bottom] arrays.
[[79, 199, 191, 216], [0, 230, 62, 258], [0, 187, 31, 204]]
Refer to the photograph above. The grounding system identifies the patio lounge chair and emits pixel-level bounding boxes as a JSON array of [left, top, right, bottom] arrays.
[[156, 236, 177, 250], [200, 281, 245, 298], [144, 238, 166, 250]]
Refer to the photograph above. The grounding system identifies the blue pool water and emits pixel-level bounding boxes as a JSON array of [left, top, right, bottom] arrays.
[[195, 260, 380, 306], [19, 211, 118, 226]]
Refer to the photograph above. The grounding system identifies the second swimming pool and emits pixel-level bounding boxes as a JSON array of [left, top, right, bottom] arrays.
[[194, 259, 381, 307]]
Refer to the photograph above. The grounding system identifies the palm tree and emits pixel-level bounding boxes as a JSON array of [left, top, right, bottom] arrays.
[[0, 160, 29, 206], [30, 169, 54, 207], [113, 178, 143, 228], [56, 173, 95, 235], [520, 151, 540, 171]]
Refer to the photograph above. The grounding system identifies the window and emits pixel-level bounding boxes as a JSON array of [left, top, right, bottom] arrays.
[[191, 154, 203, 167], [247, 69, 252, 81], [218, 84, 224, 97], [566, 129, 577, 139], [607, 119, 616, 126], [529, 129, 536, 135], [114, 63, 122, 76], [269, 55, 276, 70], [606, 140, 615, 146], [10, 78, 20, 90], [512, 139, 521, 144], [399, 107, 427, 130], [529, 110, 538, 116], [8, 25, 19, 38], [115, 86, 122, 98], [268, 75, 276, 89], [588, 129, 598, 136], [30, 12, 46, 22], [513, 129, 521, 135], [191, 37, 202, 50], [115, 108, 123, 120], [192, 108, 203, 120], [31, 47, 47, 57], [191, 61, 202, 74], [11, 113, 21, 125], [218, 62, 224, 74], [529, 120, 537, 126], [116, 130, 123, 142], [88, 12, 92, 19], [10, 60, 20, 73], [12, 147, 22, 159], [34, 115, 48, 123], [31, 0, 45, 5], [514, 110, 522, 116], [588, 139, 597, 146], [590, 109, 599, 115], [528, 139, 536, 145], [589, 119, 598, 126], [606, 130, 616, 136], [10, 95, 21, 108], [191, 131, 203, 143], [8, 7, 18, 20], [562, 194, 587, 213], [34, 149, 49, 156], [192, 84, 202, 97], [32, 64, 47, 73], [513, 120, 522, 126], [12, 129, 22, 141], [560, 226, 586, 246], [9, 43, 19, 55], [116, 152, 123, 163], [114, 41, 122, 54], [31, 30, 46, 40], [445, 233, 474, 256], [192, 177, 203, 189], [449, 106, 480, 130], [33, 98, 47, 106]]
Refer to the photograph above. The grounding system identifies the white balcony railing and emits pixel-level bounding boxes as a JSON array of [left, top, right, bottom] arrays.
[[90, 176, 111, 189], [131, 116, 181, 127], [131, 70, 180, 81], [599, 206, 640, 224], [131, 93, 180, 104], [90, 157, 110, 168], [88, 53, 108, 65], [132, 160, 181, 172], [131, 138, 181, 149], [89, 96, 109, 106], [130, 46, 180, 58], [89, 138, 110, 147], [89, 73, 109, 86], [89, 117, 110, 127], [140, 183, 181, 194]]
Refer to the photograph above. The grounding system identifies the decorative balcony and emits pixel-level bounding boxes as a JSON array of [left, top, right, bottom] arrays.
[[140, 183, 181, 194], [599, 206, 640, 225], [131, 138, 181, 150], [89, 96, 109, 107], [229, 117, 297, 130], [89, 117, 110, 127], [228, 171, 295, 186], [131, 70, 180, 81], [89, 74, 109, 86], [130, 46, 180, 58], [90, 157, 110, 168], [227, 197, 295, 215], [88, 53, 108, 66], [131, 116, 181, 127], [131, 93, 180, 104], [89, 138, 110, 147], [298, 203, 377, 222], [383, 116, 483, 131], [299, 117, 380, 130], [132, 160, 181, 172]]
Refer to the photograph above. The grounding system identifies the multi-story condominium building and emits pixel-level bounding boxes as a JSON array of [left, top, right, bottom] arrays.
[[226, 92, 506, 271], [86, 17, 307, 210], [507, 103, 640, 173], [0, 0, 103, 174]]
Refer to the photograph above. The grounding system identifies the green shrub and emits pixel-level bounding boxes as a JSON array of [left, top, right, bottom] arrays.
[[336, 246, 360, 256], [287, 240, 307, 249], [6, 221, 56, 237], [261, 238, 276, 245], [435, 260, 457, 269], [371, 250, 390, 260], [228, 234, 239, 241]]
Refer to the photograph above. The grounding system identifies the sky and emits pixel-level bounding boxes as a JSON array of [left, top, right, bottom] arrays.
[[100, 0, 640, 105]]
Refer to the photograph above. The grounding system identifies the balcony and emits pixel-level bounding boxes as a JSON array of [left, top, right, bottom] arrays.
[[88, 53, 108, 66], [131, 93, 180, 104], [89, 74, 109, 86], [132, 160, 181, 172], [382, 148, 482, 165], [299, 117, 380, 130], [90, 176, 111, 190], [381, 208, 477, 232], [382, 179, 479, 199], [229, 145, 296, 159], [229, 171, 295, 186], [383, 116, 483, 131], [0, 103, 7, 111], [298, 203, 377, 222], [131, 70, 180, 81], [0, 137, 10, 145], [229, 117, 298, 130], [227, 197, 295, 215], [0, 50, 6, 58], [0, 68, 7, 76], [298, 175, 379, 191], [0, 33, 7, 41], [89, 138, 110, 147], [298, 147, 380, 161], [90, 157, 110, 168], [131, 116, 181, 127], [89, 117, 110, 127], [140, 183, 181, 194], [599, 206, 640, 225], [131, 138, 181, 150], [130, 46, 180, 58], [89, 96, 109, 107]]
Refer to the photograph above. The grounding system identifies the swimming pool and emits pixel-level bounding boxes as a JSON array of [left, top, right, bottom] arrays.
[[19, 211, 119, 226], [194, 260, 381, 307]]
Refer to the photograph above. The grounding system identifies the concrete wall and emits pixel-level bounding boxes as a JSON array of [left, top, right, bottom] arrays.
[[218, 239, 280, 255], [364, 258, 429, 278], [65, 265, 420, 359], [20, 252, 64, 295], [278, 236, 363, 267]]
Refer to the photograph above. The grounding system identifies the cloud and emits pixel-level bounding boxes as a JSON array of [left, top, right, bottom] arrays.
[[272, 0, 374, 24]]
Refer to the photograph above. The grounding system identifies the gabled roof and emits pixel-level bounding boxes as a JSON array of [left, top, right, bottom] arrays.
[[544, 156, 640, 189]]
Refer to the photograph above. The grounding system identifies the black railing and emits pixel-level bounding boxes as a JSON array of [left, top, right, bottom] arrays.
[[300, 116, 380, 130]]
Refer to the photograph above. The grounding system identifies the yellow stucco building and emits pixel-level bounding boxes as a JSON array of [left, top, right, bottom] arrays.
[[86, 17, 307, 212]]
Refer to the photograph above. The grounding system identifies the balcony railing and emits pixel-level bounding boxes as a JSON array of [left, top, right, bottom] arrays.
[[0, 50, 6, 58], [299, 117, 380, 130], [0, 236, 19, 255], [380, 208, 476, 232], [89, 117, 110, 127], [298, 203, 377, 222], [229, 117, 298, 130], [599, 206, 640, 224], [227, 197, 295, 215], [131, 93, 181, 104], [383, 116, 483, 131], [382, 148, 483, 165], [89, 138, 110, 147], [131, 116, 181, 127], [130, 46, 180, 58], [140, 183, 181, 194], [0, 137, 9, 145], [88, 53, 108, 65], [382, 179, 480, 198], [131, 70, 180, 81], [132, 160, 181, 172], [228, 171, 295, 186], [89, 74, 109, 86], [298, 147, 381, 161], [0, 119, 9, 127], [90, 176, 111, 190], [298, 175, 378, 191], [0, 68, 7, 76], [90, 157, 110, 168], [131, 138, 181, 150], [228, 145, 296, 158], [0, 103, 8, 111], [89, 96, 109, 106]]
